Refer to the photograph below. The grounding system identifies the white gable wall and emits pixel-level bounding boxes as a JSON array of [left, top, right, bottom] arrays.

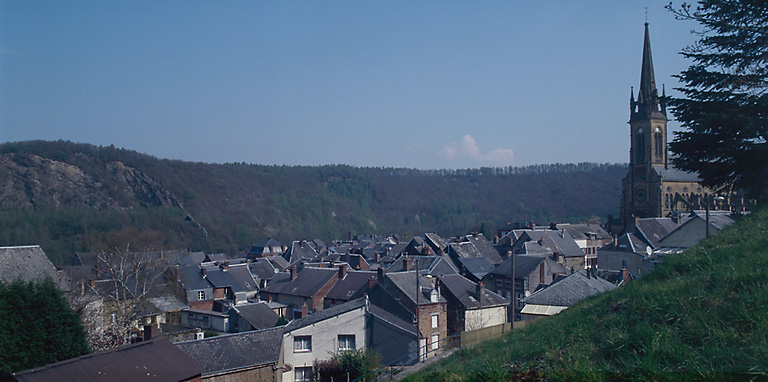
[[282, 305, 367, 382]]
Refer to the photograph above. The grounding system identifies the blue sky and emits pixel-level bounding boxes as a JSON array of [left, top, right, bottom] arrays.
[[1, 1, 700, 169]]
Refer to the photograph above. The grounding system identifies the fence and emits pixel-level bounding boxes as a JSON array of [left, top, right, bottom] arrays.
[[354, 321, 530, 382]]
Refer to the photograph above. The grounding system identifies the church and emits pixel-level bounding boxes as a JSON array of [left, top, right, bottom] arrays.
[[619, 22, 747, 225]]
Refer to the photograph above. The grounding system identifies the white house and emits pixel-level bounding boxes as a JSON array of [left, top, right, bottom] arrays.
[[281, 298, 368, 382]]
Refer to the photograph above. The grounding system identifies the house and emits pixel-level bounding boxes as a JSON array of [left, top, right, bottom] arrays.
[[138, 295, 188, 329], [281, 298, 368, 382], [229, 302, 281, 332], [181, 308, 230, 333], [483, 254, 566, 320], [0, 245, 69, 290], [283, 240, 320, 266], [262, 266, 340, 318], [512, 230, 585, 270], [520, 269, 617, 321], [438, 274, 508, 334], [554, 223, 613, 268], [658, 211, 736, 249], [247, 238, 286, 260], [374, 270, 448, 361], [423, 232, 448, 255], [323, 269, 377, 308], [176, 326, 283, 382], [11, 336, 203, 382], [386, 255, 458, 277], [178, 265, 214, 310], [446, 234, 503, 271]]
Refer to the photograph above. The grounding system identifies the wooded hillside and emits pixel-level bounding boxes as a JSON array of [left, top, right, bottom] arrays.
[[0, 140, 626, 265]]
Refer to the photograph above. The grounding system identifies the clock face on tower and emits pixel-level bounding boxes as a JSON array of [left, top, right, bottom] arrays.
[[636, 189, 647, 204]]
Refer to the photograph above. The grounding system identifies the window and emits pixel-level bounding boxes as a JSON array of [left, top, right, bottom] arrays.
[[295, 367, 312, 382], [431, 314, 438, 328], [294, 336, 311, 352], [197, 290, 206, 300], [431, 334, 439, 350], [338, 335, 356, 351]]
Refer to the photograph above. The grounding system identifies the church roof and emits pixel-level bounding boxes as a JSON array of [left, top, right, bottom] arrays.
[[654, 166, 702, 183]]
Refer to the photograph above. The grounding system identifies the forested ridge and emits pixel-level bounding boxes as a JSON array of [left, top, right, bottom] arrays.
[[0, 140, 626, 265]]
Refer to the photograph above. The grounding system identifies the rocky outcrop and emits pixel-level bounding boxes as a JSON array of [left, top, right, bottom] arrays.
[[0, 152, 182, 210]]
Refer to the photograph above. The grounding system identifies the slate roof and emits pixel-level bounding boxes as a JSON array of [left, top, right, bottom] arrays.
[[249, 258, 278, 280], [424, 233, 448, 253], [488, 254, 547, 279], [279, 267, 338, 298], [248, 238, 284, 257], [225, 264, 258, 292], [284, 298, 366, 332], [178, 265, 212, 291], [521, 270, 617, 307], [325, 270, 377, 301], [176, 326, 283, 375], [518, 230, 584, 258], [0, 245, 69, 289], [203, 267, 245, 293], [232, 302, 280, 330], [461, 233, 503, 265], [457, 257, 493, 280], [634, 218, 680, 248], [204, 253, 228, 263], [178, 251, 206, 266], [387, 255, 457, 276], [267, 255, 289, 271], [384, 271, 446, 306], [654, 166, 702, 182], [149, 295, 188, 313], [439, 274, 508, 309], [14, 336, 203, 382], [261, 272, 291, 295], [283, 241, 320, 265]]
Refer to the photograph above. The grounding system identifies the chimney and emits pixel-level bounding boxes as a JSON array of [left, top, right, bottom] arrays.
[[404, 256, 413, 272], [374, 252, 381, 263], [476, 281, 486, 306], [220, 262, 229, 270], [301, 301, 308, 317], [269, 245, 273, 254], [201, 268, 207, 277], [268, 295, 273, 303], [300, 240, 304, 248], [621, 266, 630, 284], [368, 276, 377, 291], [377, 267, 385, 281], [143, 324, 159, 341], [338, 264, 347, 280], [290, 265, 297, 281]]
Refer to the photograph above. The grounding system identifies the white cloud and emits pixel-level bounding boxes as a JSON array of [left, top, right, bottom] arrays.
[[441, 135, 514, 165]]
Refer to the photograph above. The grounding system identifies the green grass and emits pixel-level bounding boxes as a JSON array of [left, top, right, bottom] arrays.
[[405, 206, 768, 381]]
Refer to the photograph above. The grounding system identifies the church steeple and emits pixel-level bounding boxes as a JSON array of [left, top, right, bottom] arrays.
[[631, 22, 667, 121]]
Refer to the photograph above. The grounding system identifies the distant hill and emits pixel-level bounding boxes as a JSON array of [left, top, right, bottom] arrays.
[[404, 206, 768, 381], [0, 140, 626, 265]]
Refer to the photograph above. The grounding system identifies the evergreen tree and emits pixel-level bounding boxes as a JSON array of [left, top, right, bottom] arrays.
[[667, 0, 768, 199], [0, 278, 90, 376]]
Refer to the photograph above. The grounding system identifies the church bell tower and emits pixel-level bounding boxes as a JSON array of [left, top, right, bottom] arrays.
[[621, 22, 668, 222]]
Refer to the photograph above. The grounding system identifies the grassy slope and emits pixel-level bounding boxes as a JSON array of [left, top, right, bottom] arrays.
[[405, 206, 768, 381]]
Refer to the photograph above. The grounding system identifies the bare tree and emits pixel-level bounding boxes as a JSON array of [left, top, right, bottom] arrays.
[[84, 244, 171, 348]]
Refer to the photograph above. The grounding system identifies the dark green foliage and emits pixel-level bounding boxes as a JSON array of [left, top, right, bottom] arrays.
[[0, 278, 90, 376], [404, 205, 768, 381], [667, 0, 768, 199], [0, 141, 626, 265], [313, 349, 380, 382]]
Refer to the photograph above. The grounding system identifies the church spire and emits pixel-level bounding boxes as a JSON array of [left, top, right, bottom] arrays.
[[631, 22, 666, 121]]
